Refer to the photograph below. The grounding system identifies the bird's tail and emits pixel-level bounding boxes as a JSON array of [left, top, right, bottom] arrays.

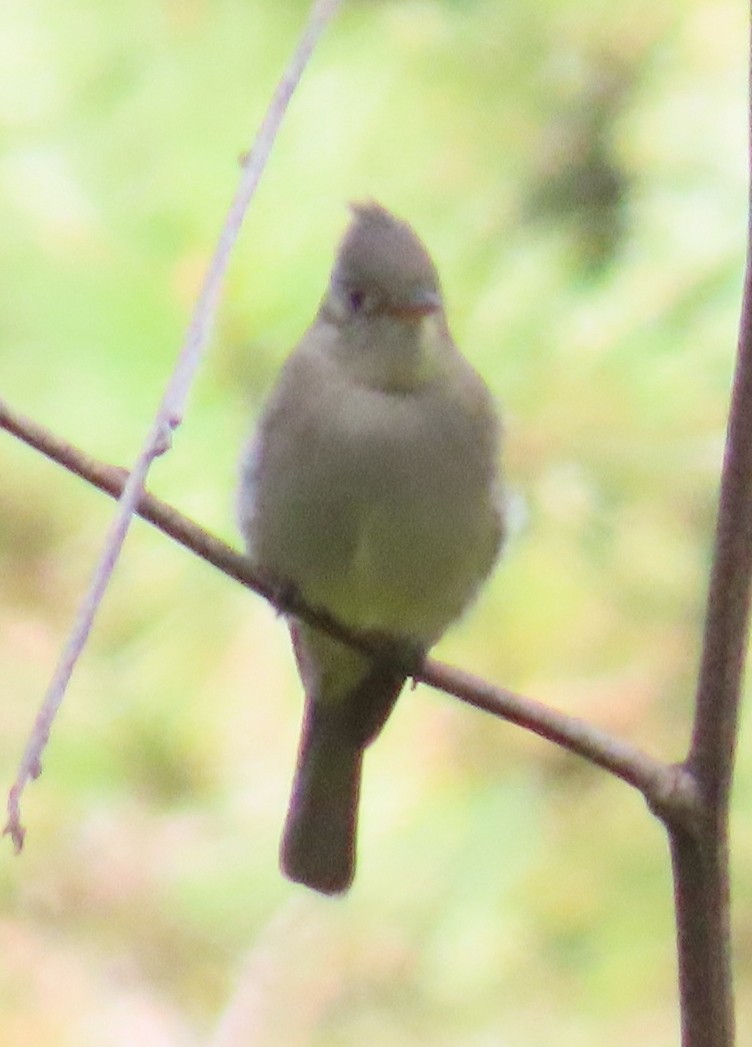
[[281, 701, 363, 894], [281, 633, 406, 894]]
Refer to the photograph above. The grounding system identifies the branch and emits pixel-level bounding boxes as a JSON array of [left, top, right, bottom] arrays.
[[0, 399, 696, 827], [666, 63, 752, 1045], [2, 0, 343, 851]]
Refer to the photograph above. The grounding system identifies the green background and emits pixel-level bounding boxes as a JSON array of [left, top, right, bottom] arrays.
[[1, 0, 750, 1043]]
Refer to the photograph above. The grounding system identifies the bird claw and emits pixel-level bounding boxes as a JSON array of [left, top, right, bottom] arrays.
[[360, 630, 426, 677]]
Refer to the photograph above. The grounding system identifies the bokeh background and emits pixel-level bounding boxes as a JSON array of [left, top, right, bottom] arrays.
[[1, 0, 750, 1043]]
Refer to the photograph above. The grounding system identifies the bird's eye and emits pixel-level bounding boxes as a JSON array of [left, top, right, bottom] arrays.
[[347, 288, 367, 313]]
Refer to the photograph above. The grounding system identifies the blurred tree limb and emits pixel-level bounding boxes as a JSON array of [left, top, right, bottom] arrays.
[[1, 0, 343, 852]]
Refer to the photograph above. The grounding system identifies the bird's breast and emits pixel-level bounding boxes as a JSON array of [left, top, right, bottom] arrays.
[[280, 382, 499, 640]]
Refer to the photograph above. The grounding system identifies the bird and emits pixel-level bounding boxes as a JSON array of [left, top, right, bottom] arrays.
[[238, 202, 505, 894]]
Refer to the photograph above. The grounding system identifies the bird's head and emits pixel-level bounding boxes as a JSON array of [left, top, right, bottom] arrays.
[[321, 203, 448, 392]]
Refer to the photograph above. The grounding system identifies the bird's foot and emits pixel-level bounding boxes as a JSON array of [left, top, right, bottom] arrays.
[[359, 630, 426, 679]]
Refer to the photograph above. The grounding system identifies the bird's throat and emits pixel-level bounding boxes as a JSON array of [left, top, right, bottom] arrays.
[[363, 315, 442, 394]]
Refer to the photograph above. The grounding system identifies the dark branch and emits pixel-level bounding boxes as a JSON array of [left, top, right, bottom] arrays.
[[664, 31, 752, 1047], [0, 396, 691, 822], [689, 209, 752, 810]]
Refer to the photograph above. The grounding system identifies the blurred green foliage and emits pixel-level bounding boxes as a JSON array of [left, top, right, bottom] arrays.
[[1, 0, 750, 1043]]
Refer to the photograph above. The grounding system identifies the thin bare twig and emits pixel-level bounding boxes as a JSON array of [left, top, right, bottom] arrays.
[[0, 398, 696, 829], [3, 0, 343, 850]]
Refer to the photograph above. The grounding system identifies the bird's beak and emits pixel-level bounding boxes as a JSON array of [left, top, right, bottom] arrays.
[[390, 289, 442, 321]]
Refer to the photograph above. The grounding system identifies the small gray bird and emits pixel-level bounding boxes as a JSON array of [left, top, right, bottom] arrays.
[[238, 203, 504, 894]]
